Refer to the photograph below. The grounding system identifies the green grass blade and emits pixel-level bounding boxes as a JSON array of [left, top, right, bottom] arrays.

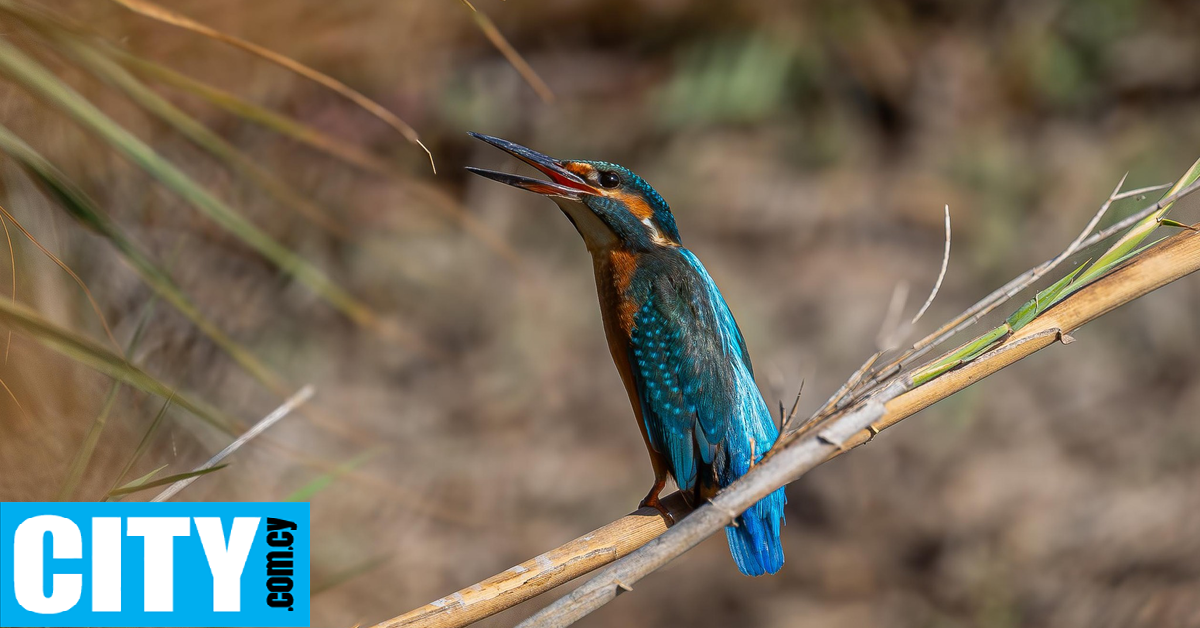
[[61, 284, 166, 501], [1074, 157, 1200, 287], [0, 39, 424, 351], [1006, 263, 1090, 332], [55, 382, 121, 501], [0, 122, 288, 392], [284, 448, 381, 502], [107, 47, 393, 175], [107, 464, 228, 497], [912, 324, 1012, 386], [39, 30, 349, 238], [0, 296, 239, 432], [105, 0, 434, 170], [112, 463, 169, 493], [108, 394, 174, 498]]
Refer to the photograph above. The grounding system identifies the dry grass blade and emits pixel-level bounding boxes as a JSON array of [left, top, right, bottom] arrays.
[[110, 464, 229, 497], [105, 0, 435, 171], [0, 296, 239, 432], [910, 205, 951, 326], [0, 203, 121, 353], [0, 209, 12, 364], [38, 29, 350, 238], [108, 46, 394, 175], [151, 385, 314, 502], [0, 122, 294, 391], [0, 41, 431, 355], [106, 393, 173, 499], [0, 375, 31, 426], [458, 0, 555, 104]]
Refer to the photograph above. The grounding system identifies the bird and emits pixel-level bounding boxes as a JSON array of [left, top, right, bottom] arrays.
[[467, 132, 786, 576]]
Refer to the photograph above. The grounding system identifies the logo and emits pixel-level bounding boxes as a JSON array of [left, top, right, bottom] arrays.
[[0, 502, 309, 627]]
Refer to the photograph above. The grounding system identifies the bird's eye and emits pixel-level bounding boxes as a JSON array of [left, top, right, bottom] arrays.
[[599, 171, 621, 188]]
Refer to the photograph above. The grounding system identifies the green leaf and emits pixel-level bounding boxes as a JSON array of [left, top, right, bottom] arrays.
[[107, 464, 229, 497]]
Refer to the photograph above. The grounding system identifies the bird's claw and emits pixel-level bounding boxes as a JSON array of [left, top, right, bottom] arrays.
[[639, 495, 675, 525]]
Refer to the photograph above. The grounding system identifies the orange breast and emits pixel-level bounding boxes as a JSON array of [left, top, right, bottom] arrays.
[[607, 249, 639, 335]]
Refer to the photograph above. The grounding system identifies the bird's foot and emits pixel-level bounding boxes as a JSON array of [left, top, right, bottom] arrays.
[[639, 493, 675, 525]]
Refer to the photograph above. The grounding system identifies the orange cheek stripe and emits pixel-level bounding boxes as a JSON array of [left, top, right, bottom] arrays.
[[617, 192, 655, 220]]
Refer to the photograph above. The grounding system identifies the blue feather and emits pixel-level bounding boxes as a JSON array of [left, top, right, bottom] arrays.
[[627, 249, 786, 576]]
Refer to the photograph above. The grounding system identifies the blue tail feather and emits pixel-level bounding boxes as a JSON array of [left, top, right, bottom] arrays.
[[725, 485, 786, 576]]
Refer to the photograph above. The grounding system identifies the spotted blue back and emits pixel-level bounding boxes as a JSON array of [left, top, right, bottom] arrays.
[[626, 249, 786, 575]]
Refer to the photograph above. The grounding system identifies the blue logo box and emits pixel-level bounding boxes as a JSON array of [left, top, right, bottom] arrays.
[[0, 502, 309, 627]]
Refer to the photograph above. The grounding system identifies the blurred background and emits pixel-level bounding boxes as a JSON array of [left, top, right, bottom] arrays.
[[1, 0, 1199, 626]]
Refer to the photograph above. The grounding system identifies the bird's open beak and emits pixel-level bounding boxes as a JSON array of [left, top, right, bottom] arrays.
[[466, 132, 599, 200]]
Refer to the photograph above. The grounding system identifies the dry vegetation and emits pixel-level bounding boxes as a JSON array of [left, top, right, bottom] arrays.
[[1, 1, 1199, 627]]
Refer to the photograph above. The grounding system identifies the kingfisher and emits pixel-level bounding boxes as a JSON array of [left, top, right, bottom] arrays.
[[467, 133, 786, 576]]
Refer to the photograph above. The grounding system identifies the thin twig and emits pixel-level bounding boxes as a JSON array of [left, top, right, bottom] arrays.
[[874, 281, 909, 350], [849, 177, 1191, 402], [151, 385, 314, 501], [910, 205, 951, 326]]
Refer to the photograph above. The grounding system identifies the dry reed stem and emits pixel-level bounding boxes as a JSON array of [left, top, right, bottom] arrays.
[[381, 220, 1200, 628], [152, 385, 315, 502]]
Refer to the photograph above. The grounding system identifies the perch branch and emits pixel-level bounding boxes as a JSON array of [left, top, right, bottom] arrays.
[[518, 219, 1200, 628], [378, 216, 1200, 628]]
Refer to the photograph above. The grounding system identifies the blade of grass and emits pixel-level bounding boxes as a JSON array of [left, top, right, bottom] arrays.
[[0, 375, 31, 426], [109, 464, 229, 497], [106, 46, 393, 175], [107, 43, 524, 268], [111, 463, 168, 494], [0, 203, 120, 352], [0, 122, 290, 391], [0, 296, 239, 432], [34, 26, 351, 238], [284, 448, 381, 502], [151, 385, 313, 502], [104, 0, 435, 171], [107, 393, 174, 499], [55, 381, 123, 500], [0, 40, 431, 354], [58, 261, 170, 502], [457, 0, 555, 103], [0, 209, 12, 364], [1074, 157, 1200, 287]]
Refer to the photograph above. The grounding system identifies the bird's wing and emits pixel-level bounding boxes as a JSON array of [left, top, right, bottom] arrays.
[[628, 250, 759, 492]]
